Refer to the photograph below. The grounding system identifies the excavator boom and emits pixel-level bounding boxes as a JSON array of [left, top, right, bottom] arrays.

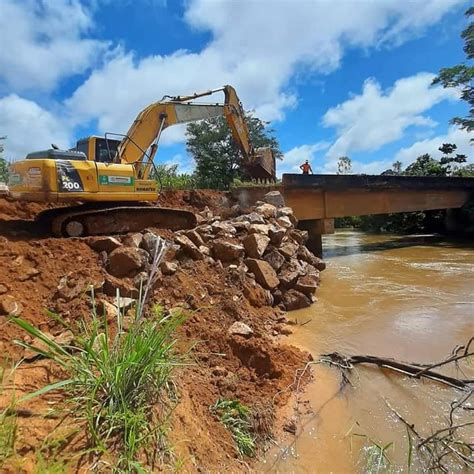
[[117, 85, 275, 181]]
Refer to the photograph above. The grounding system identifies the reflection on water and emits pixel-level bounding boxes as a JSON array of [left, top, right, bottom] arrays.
[[262, 231, 473, 473]]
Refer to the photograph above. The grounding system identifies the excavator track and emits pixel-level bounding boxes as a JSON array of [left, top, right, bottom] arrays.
[[36, 203, 197, 237]]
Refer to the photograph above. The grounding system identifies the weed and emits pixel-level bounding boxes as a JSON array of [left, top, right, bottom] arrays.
[[0, 364, 17, 468], [11, 236, 186, 470], [34, 451, 68, 474], [211, 399, 256, 457], [353, 433, 392, 473]]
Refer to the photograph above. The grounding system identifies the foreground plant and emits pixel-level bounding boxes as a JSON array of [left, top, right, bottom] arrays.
[[211, 399, 256, 457], [11, 237, 185, 470], [0, 364, 17, 467]]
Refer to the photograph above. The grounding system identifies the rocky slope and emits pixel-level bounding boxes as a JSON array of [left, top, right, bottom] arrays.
[[0, 190, 324, 472]]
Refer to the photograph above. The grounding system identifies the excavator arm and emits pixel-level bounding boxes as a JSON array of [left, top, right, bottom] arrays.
[[116, 86, 275, 181]]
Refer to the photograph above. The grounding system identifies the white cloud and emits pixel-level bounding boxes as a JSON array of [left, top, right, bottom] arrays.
[[0, 95, 72, 160], [323, 72, 457, 159], [65, 0, 464, 140], [0, 0, 466, 160], [394, 127, 473, 166], [0, 0, 107, 92]]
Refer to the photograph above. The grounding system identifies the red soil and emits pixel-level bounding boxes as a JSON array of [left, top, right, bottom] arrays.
[[0, 195, 310, 472]]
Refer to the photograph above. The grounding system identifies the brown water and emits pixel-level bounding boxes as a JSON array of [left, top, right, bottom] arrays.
[[262, 231, 473, 473]]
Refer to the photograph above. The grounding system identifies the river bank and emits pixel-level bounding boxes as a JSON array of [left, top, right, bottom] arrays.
[[262, 231, 474, 472], [0, 191, 322, 472]]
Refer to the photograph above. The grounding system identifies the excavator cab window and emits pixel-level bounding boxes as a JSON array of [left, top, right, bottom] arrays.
[[95, 137, 119, 163]]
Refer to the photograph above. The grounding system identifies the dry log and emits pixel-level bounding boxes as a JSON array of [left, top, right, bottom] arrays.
[[321, 351, 473, 390]]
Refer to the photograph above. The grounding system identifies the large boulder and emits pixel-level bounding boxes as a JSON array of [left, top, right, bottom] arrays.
[[248, 223, 272, 235], [255, 203, 277, 219], [234, 212, 265, 224], [245, 258, 280, 290], [211, 222, 237, 236], [297, 245, 327, 271], [276, 207, 294, 218], [294, 274, 319, 296], [282, 289, 311, 311], [160, 261, 178, 275], [263, 249, 285, 272], [108, 247, 149, 278], [103, 274, 139, 298], [279, 241, 298, 259], [175, 235, 203, 260], [184, 230, 205, 247], [269, 226, 286, 246], [288, 229, 308, 245], [277, 216, 293, 229], [212, 239, 245, 262], [278, 268, 300, 290], [242, 279, 273, 307], [243, 233, 270, 259], [86, 236, 122, 254], [263, 190, 285, 208], [122, 233, 143, 248], [141, 232, 160, 257]]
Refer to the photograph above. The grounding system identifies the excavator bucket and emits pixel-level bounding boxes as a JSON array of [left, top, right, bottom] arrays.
[[245, 147, 276, 182]]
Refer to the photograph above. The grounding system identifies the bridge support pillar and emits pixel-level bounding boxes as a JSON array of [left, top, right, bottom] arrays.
[[298, 218, 334, 258]]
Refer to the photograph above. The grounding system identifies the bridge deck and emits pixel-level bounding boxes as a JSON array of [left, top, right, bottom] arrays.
[[282, 174, 474, 190]]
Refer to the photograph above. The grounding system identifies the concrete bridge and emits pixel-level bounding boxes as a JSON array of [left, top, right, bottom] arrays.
[[233, 174, 474, 256]]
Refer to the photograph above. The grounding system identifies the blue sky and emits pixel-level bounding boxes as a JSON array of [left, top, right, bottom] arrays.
[[0, 0, 472, 176]]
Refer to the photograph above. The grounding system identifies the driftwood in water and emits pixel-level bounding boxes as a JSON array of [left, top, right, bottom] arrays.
[[321, 337, 473, 391]]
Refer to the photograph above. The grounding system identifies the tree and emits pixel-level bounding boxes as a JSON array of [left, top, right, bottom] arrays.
[[404, 153, 446, 176], [381, 160, 403, 175], [336, 156, 352, 174], [185, 113, 282, 189], [0, 136, 8, 183], [438, 143, 467, 175], [432, 7, 474, 133], [392, 160, 402, 174]]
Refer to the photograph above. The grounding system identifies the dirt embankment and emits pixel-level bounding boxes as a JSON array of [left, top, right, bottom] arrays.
[[0, 191, 322, 472]]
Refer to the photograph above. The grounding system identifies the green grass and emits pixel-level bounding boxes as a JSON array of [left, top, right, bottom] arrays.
[[0, 365, 17, 468], [211, 399, 256, 457], [353, 433, 393, 473], [11, 296, 185, 471]]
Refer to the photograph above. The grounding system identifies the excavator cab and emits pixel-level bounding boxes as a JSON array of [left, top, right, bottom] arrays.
[[75, 136, 121, 163]]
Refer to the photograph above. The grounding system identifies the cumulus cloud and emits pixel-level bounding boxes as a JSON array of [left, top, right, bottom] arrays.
[[66, 0, 464, 138], [0, 0, 107, 92], [323, 73, 457, 159], [0, 95, 72, 159], [0, 0, 466, 159], [394, 127, 473, 166]]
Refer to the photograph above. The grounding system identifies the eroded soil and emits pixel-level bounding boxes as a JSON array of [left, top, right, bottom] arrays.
[[0, 193, 311, 472]]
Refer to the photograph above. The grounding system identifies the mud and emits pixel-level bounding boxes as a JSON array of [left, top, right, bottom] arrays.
[[0, 194, 311, 472]]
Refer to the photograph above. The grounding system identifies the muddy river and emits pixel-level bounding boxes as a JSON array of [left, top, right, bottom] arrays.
[[263, 231, 473, 473]]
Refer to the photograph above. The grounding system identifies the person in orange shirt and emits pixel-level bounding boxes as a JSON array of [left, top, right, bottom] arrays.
[[300, 160, 313, 174]]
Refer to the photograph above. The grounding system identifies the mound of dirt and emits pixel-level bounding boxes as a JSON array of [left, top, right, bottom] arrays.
[[0, 191, 319, 472]]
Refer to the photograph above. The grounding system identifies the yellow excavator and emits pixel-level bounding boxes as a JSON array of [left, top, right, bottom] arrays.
[[8, 85, 275, 237]]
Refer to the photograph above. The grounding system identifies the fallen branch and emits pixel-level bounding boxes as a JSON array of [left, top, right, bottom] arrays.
[[321, 351, 473, 390]]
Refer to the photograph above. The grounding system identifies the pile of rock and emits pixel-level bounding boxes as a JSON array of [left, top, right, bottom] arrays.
[[85, 191, 325, 312]]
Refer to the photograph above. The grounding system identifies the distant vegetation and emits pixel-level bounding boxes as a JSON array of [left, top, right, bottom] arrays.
[[432, 7, 473, 134], [335, 144, 474, 235], [0, 137, 8, 183]]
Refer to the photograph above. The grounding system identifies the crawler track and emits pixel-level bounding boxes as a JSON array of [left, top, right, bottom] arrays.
[[36, 203, 197, 237]]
